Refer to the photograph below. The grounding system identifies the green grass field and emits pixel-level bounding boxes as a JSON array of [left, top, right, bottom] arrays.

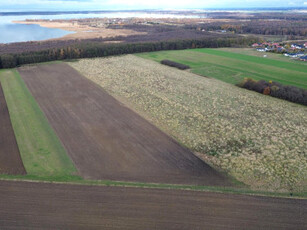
[[0, 70, 78, 178], [136, 48, 307, 88], [219, 48, 307, 63]]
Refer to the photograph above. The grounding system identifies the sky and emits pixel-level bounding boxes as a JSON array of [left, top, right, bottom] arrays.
[[0, 0, 306, 11]]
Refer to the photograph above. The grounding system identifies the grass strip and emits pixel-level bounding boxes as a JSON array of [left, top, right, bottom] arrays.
[[0, 174, 306, 199]]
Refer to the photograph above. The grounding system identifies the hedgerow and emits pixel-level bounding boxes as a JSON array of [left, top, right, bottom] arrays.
[[160, 60, 190, 70], [237, 78, 307, 106]]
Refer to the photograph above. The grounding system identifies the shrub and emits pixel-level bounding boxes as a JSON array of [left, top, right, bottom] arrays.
[[237, 78, 307, 106], [263, 87, 270, 95], [160, 60, 190, 70]]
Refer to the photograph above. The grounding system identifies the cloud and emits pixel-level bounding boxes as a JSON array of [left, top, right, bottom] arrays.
[[1, 0, 307, 10]]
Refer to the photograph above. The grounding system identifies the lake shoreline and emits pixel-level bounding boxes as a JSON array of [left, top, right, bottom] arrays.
[[13, 20, 146, 41]]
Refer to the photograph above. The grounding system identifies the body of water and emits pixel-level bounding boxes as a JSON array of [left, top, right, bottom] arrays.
[[0, 23, 73, 44], [0, 12, 202, 44]]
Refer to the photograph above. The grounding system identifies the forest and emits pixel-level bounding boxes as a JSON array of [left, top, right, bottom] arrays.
[[185, 20, 307, 36]]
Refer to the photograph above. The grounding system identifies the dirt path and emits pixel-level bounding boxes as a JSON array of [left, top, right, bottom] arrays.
[[0, 180, 306, 230], [19, 63, 230, 186], [0, 83, 26, 175]]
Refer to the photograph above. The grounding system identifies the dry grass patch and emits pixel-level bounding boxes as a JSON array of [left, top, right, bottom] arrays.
[[69, 55, 307, 192]]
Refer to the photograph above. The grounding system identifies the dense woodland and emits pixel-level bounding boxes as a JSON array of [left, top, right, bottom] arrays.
[[0, 36, 259, 69], [186, 20, 307, 36]]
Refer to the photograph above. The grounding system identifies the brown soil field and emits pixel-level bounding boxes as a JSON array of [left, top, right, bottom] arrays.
[[0, 83, 26, 175], [0, 180, 306, 230], [18, 63, 230, 186]]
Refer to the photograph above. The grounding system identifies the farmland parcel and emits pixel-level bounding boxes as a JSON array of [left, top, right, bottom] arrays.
[[19, 63, 230, 186], [69, 55, 307, 192], [1, 180, 306, 230], [137, 48, 307, 88], [0, 80, 26, 175]]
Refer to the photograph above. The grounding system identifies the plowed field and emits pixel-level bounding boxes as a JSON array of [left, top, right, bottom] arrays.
[[19, 63, 230, 186], [0, 83, 26, 175], [0, 180, 306, 230]]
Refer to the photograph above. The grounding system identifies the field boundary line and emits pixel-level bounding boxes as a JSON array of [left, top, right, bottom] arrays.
[[0, 177, 306, 200]]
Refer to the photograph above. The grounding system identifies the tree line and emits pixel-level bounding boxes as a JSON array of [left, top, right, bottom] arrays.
[[238, 78, 307, 106], [0, 36, 260, 69], [186, 20, 307, 36]]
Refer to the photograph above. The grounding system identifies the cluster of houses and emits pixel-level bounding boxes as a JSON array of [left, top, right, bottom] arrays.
[[252, 42, 307, 61]]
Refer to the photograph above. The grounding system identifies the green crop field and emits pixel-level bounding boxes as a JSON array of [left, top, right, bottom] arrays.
[[136, 48, 307, 88], [0, 70, 78, 178]]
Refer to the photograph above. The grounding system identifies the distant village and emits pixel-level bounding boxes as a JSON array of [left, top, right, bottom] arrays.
[[252, 42, 307, 61]]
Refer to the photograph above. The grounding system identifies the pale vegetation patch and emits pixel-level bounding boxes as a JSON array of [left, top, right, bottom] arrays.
[[69, 55, 307, 192]]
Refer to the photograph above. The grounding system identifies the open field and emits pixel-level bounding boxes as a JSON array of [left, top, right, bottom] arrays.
[[137, 48, 307, 88], [0, 180, 306, 230], [19, 63, 230, 186], [0, 70, 77, 177], [70, 55, 307, 192], [0, 82, 26, 175], [219, 47, 307, 64]]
